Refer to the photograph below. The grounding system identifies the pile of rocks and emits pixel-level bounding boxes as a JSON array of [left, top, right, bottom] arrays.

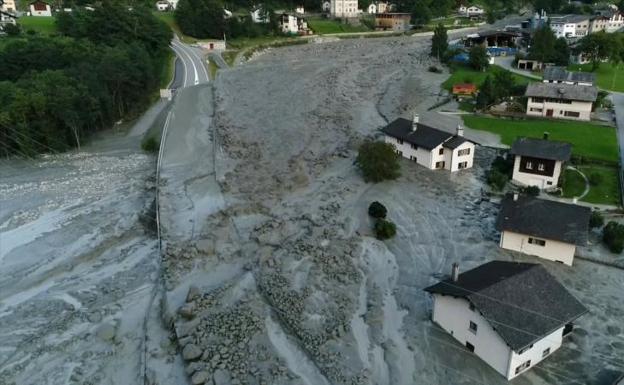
[[176, 285, 295, 385], [162, 245, 199, 289]]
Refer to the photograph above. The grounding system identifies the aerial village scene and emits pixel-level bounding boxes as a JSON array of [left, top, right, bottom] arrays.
[[1, 0, 624, 384]]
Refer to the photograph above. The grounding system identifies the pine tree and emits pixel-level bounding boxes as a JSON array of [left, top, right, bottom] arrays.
[[430, 24, 448, 61]]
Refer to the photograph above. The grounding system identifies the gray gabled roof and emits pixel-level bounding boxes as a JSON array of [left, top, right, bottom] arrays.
[[381, 118, 457, 150], [496, 194, 590, 245], [525, 82, 598, 102], [543, 66, 595, 85], [510, 137, 572, 161], [443, 135, 469, 149], [549, 14, 591, 24], [425, 261, 588, 352]]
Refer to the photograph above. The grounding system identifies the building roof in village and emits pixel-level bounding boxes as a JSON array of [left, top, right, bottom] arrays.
[[381, 118, 467, 150], [549, 14, 591, 23], [543, 66, 595, 85], [424, 261, 588, 352], [495, 194, 590, 244], [510, 137, 572, 161], [442, 135, 470, 149], [525, 82, 598, 102]]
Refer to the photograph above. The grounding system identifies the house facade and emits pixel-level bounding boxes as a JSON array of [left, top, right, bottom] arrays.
[[1, 0, 17, 25], [496, 194, 590, 265], [550, 15, 590, 38], [330, 0, 358, 18], [382, 117, 475, 172], [278, 13, 309, 34], [367, 2, 376, 13], [251, 7, 269, 23], [525, 82, 597, 121], [589, 10, 624, 33], [29, 0, 52, 16], [425, 261, 587, 380], [155, 1, 169, 11], [510, 137, 572, 190], [322, 0, 331, 12], [374, 13, 410, 31]]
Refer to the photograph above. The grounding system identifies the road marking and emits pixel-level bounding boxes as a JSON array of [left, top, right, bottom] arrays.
[[171, 45, 188, 88], [173, 41, 199, 85]]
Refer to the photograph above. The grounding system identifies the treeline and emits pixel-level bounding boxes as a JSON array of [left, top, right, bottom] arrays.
[[0, 3, 171, 156], [175, 0, 282, 39]]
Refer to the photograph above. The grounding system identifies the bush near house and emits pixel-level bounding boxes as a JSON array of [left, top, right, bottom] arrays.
[[374, 219, 397, 240], [522, 185, 540, 196], [487, 169, 508, 191], [368, 201, 387, 219], [589, 211, 604, 229], [141, 136, 160, 153], [602, 221, 624, 253], [356, 140, 401, 183]]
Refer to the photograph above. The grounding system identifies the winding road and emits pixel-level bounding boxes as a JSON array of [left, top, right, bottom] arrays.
[[171, 37, 211, 87]]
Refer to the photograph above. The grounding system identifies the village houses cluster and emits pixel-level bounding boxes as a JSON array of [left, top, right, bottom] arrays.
[[380, 103, 593, 379]]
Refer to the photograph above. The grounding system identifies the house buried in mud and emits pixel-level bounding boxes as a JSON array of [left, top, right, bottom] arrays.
[[425, 261, 588, 380], [496, 194, 590, 266], [381, 116, 475, 172]]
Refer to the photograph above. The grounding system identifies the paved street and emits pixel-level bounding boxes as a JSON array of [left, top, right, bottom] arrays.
[[171, 37, 210, 87]]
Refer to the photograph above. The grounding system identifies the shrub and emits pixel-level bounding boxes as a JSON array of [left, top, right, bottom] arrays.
[[3, 23, 21, 36], [368, 201, 387, 219], [374, 219, 397, 240], [428, 65, 442, 73], [141, 136, 160, 153], [491, 155, 513, 176], [588, 172, 602, 186], [602, 221, 624, 253], [523, 185, 540, 196], [487, 169, 508, 191], [589, 211, 604, 229], [356, 140, 401, 183]]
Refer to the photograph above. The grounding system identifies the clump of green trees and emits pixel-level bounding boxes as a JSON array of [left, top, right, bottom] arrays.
[[0, 4, 172, 156], [487, 155, 513, 191], [603, 221, 624, 253], [356, 140, 401, 183], [175, 0, 280, 39], [368, 201, 397, 240]]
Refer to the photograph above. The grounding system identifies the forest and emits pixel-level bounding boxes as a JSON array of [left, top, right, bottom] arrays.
[[0, 3, 171, 156]]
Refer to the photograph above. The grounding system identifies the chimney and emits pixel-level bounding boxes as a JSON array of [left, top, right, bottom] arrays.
[[456, 124, 464, 137], [543, 132, 549, 140], [451, 263, 459, 282], [412, 114, 419, 130]]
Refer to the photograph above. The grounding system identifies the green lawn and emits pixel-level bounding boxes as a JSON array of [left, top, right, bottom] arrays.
[[18, 16, 57, 35], [561, 168, 587, 198], [462, 115, 619, 164], [571, 166, 620, 205], [159, 49, 175, 88], [568, 62, 624, 93], [442, 64, 537, 91], [307, 18, 371, 34]]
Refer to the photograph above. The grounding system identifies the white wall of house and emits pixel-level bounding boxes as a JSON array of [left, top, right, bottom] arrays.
[[279, 14, 299, 33], [384, 135, 434, 169], [499, 230, 576, 265], [466, 6, 483, 15], [512, 156, 563, 189], [543, 79, 593, 87], [367, 3, 376, 13], [431, 294, 513, 379], [447, 141, 475, 172], [29, 2, 52, 16], [526, 97, 592, 121], [384, 135, 474, 172], [330, 0, 358, 18], [507, 326, 564, 379], [167, 0, 179, 10], [156, 1, 169, 11], [551, 22, 575, 38]]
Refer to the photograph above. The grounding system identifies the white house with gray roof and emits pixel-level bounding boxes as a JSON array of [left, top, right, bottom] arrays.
[[425, 261, 587, 380], [525, 82, 597, 121], [381, 116, 475, 172], [496, 194, 591, 265], [549, 14, 590, 38], [510, 137, 572, 190]]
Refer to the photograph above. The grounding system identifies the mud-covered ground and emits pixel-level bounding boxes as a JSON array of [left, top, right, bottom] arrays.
[[157, 35, 624, 385]]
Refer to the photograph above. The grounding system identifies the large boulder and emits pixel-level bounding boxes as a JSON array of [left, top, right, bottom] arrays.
[[213, 369, 231, 385], [183, 344, 203, 361], [191, 370, 210, 385]]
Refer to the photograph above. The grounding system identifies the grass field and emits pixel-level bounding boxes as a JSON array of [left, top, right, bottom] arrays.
[[222, 50, 239, 66], [307, 18, 371, 34], [462, 115, 619, 164], [442, 64, 536, 91], [568, 63, 624, 93], [562, 166, 620, 205], [18, 16, 57, 35]]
